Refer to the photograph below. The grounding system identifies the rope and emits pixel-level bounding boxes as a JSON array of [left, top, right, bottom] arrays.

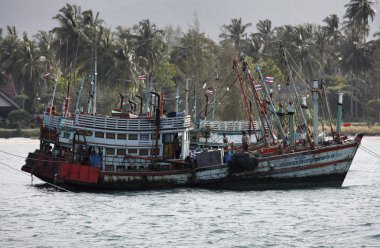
[[0, 161, 116, 209], [0, 148, 65, 163], [360, 145, 380, 160]]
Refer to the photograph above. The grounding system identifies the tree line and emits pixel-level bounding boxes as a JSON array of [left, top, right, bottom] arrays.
[[0, 0, 379, 125]]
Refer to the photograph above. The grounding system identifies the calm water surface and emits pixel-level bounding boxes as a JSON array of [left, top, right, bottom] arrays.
[[0, 137, 379, 248]]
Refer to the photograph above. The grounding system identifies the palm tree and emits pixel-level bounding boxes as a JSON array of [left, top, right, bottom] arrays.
[[13, 33, 45, 111], [255, 19, 274, 57], [134, 19, 166, 76], [107, 26, 138, 88], [52, 4, 86, 76], [219, 18, 252, 54], [0, 26, 22, 90], [339, 27, 374, 119], [34, 31, 56, 95], [344, 0, 376, 41]]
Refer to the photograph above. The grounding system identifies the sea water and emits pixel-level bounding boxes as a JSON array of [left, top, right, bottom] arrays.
[[0, 137, 379, 248]]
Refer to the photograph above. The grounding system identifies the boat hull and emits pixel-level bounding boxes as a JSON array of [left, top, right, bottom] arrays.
[[22, 141, 360, 191]]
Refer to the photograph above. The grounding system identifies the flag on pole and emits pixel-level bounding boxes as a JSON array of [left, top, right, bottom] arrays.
[[206, 87, 215, 94], [265, 76, 274, 83], [138, 74, 146, 80], [255, 83, 262, 91], [43, 72, 52, 79]]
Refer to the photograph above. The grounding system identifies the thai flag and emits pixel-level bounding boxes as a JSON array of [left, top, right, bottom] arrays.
[[138, 74, 146, 80], [265, 76, 274, 83], [255, 83, 262, 91]]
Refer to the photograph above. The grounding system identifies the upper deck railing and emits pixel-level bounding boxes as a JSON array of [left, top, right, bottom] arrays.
[[199, 120, 267, 132], [43, 113, 192, 132]]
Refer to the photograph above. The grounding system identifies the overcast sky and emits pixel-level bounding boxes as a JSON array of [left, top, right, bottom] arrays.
[[0, 0, 379, 41]]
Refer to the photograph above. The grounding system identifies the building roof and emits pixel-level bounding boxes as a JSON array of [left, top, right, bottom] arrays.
[[0, 78, 19, 109]]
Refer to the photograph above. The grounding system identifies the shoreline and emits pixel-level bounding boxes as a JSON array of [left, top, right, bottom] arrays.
[[0, 128, 40, 139]]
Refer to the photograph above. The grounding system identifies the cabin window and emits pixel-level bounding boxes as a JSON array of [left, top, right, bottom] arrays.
[[139, 149, 149, 155], [117, 149, 126, 156], [78, 130, 93, 136], [163, 133, 174, 143], [116, 166, 126, 172], [129, 134, 138, 140], [106, 148, 114, 155], [117, 133, 126, 140], [106, 133, 115, 139], [140, 134, 149, 141], [95, 132, 104, 138], [128, 149, 137, 154], [151, 133, 160, 140], [151, 148, 159, 155]]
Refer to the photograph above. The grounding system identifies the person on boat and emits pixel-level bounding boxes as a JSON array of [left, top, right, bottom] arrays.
[[174, 133, 181, 159], [318, 128, 327, 144], [241, 131, 249, 151], [295, 126, 301, 145], [89, 148, 102, 167], [47, 145, 53, 157], [222, 133, 228, 152]]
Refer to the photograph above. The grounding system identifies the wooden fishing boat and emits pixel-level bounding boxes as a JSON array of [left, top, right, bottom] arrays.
[[21, 48, 363, 190]]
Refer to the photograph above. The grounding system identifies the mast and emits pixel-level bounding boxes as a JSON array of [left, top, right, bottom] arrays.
[[93, 37, 98, 115], [248, 67, 277, 142], [312, 80, 319, 145], [136, 95, 143, 114], [185, 78, 189, 114], [64, 80, 71, 117], [288, 102, 295, 146], [336, 93, 343, 134], [233, 59, 258, 141], [175, 81, 179, 113], [255, 65, 286, 140], [280, 45, 312, 145], [151, 92, 161, 157], [75, 77, 85, 113]]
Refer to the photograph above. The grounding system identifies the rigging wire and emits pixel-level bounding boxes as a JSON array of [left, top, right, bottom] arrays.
[[0, 160, 116, 209]]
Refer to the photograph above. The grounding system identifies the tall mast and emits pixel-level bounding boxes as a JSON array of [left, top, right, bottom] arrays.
[[185, 78, 189, 114], [175, 81, 179, 113], [233, 59, 258, 140], [75, 77, 85, 113], [255, 65, 286, 140], [247, 68, 276, 142], [93, 34, 98, 115], [312, 80, 319, 145]]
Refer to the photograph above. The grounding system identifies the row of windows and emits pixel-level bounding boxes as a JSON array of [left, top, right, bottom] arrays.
[[94, 132, 160, 140], [105, 148, 159, 156]]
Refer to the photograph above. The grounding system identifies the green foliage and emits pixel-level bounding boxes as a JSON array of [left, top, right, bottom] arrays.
[[257, 58, 285, 83], [6, 109, 34, 128], [155, 62, 176, 89], [0, 2, 378, 122], [367, 99, 380, 120]]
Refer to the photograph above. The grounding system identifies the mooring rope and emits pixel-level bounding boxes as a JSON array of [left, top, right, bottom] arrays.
[[360, 145, 380, 160], [0, 148, 65, 163], [0, 157, 116, 209]]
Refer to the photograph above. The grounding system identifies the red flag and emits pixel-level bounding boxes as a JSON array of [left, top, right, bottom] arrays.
[[343, 123, 351, 127]]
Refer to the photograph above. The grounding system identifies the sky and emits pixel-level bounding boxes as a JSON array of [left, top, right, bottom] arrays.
[[0, 0, 379, 41]]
